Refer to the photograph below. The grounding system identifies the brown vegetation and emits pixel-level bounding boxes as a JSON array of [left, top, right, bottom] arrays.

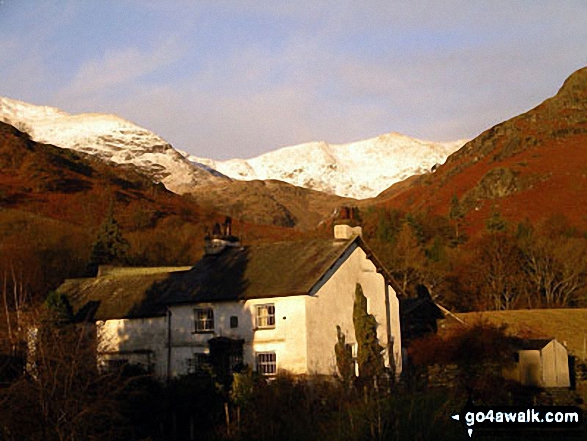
[[367, 67, 587, 237]]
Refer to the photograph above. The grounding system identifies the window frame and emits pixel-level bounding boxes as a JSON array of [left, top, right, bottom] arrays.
[[187, 352, 210, 375], [256, 351, 277, 376], [193, 307, 215, 333], [255, 304, 276, 330]]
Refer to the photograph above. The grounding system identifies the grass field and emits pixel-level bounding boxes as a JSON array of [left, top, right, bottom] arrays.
[[439, 309, 587, 361]]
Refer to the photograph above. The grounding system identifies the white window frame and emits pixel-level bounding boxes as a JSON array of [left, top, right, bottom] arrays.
[[256, 351, 277, 376], [194, 307, 214, 333], [256, 304, 275, 329]]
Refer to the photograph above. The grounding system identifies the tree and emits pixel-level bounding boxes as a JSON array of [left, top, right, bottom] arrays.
[[44, 291, 73, 324], [448, 194, 466, 246], [88, 204, 129, 274], [0, 307, 129, 440], [485, 207, 507, 233], [391, 222, 427, 294], [352, 284, 384, 383], [519, 224, 587, 307], [472, 233, 524, 310], [334, 325, 355, 387]]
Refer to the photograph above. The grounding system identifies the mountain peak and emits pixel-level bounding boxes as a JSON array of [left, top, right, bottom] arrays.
[[0, 96, 228, 193], [190, 133, 467, 199], [551, 66, 587, 110]]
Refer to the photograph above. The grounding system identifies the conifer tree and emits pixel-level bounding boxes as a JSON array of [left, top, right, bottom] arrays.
[[88, 203, 129, 274], [448, 193, 466, 245], [352, 284, 384, 383], [334, 325, 355, 387], [485, 206, 507, 233], [45, 290, 73, 324]]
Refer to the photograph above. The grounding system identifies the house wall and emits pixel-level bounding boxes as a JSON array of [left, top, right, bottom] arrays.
[[96, 317, 167, 376], [97, 296, 308, 378], [168, 298, 307, 376], [305, 245, 402, 376]]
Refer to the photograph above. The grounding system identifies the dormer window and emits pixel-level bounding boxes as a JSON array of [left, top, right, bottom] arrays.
[[256, 304, 275, 329], [194, 308, 214, 333]]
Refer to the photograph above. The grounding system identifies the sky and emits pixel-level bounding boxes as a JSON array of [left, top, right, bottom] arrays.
[[0, 1, 586, 160]]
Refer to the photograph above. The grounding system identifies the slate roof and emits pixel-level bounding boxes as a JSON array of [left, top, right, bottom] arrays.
[[59, 269, 190, 320], [61, 235, 401, 321]]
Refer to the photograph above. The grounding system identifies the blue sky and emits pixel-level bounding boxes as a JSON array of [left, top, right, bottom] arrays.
[[1, 1, 586, 160]]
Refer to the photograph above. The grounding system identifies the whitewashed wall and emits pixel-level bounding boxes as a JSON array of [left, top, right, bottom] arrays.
[[96, 317, 167, 376], [168, 297, 308, 376], [98, 296, 308, 377], [305, 245, 402, 376], [94, 242, 401, 379]]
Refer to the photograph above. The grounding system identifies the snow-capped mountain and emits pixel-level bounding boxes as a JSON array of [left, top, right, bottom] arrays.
[[0, 96, 227, 194], [1, 96, 466, 200], [190, 134, 467, 199]]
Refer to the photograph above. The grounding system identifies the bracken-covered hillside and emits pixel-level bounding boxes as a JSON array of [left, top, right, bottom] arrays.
[[373, 66, 587, 235]]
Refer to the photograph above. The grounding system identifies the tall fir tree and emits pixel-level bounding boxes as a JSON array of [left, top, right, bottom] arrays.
[[352, 283, 384, 383], [448, 193, 466, 245], [88, 203, 129, 275]]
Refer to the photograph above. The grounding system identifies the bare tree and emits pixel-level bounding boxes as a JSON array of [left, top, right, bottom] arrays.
[[471, 233, 524, 310], [521, 233, 587, 307], [390, 222, 427, 294], [0, 307, 130, 440]]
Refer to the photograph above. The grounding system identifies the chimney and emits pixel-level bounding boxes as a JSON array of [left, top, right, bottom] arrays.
[[333, 205, 362, 239], [334, 224, 362, 240], [204, 219, 241, 255], [224, 216, 232, 237]]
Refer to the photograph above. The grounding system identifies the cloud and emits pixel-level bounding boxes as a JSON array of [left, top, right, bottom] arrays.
[[61, 38, 184, 100], [3, 1, 586, 160]]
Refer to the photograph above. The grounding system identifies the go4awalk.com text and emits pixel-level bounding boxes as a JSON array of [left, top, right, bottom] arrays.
[[451, 405, 583, 438]]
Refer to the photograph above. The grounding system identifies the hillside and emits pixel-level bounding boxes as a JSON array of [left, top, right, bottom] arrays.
[[190, 179, 354, 230], [444, 309, 587, 361], [0, 121, 302, 299], [372, 67, 587, 235], [0, 96, 228, 194]]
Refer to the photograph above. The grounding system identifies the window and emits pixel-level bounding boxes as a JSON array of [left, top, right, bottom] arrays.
[[256, 304, 275, 329], [256, 352, 276, 375], [230, 316, 238, 328], [194, 308, 214, 333], [187, 353, 210, 374]]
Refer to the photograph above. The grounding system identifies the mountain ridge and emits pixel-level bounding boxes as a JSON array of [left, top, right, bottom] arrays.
[[189, 133, 467, 199], [371, 66, 587, 234], [0, 96, 466, 200], [0, 96, 228, 194]]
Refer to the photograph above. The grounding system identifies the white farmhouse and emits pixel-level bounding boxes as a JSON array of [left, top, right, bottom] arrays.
[[58, 224, 402, 379]]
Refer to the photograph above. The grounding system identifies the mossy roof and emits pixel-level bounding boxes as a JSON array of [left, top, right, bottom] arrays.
[[59, 236, 402, 321]]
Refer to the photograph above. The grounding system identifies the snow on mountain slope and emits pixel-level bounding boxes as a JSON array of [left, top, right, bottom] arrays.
[[0, 96, 227, 194], [190, 133, 467, 199], [1, 96, 466, 200]]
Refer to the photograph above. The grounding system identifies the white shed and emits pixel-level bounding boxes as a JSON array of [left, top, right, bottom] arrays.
[[509, 339, 570, 388]]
